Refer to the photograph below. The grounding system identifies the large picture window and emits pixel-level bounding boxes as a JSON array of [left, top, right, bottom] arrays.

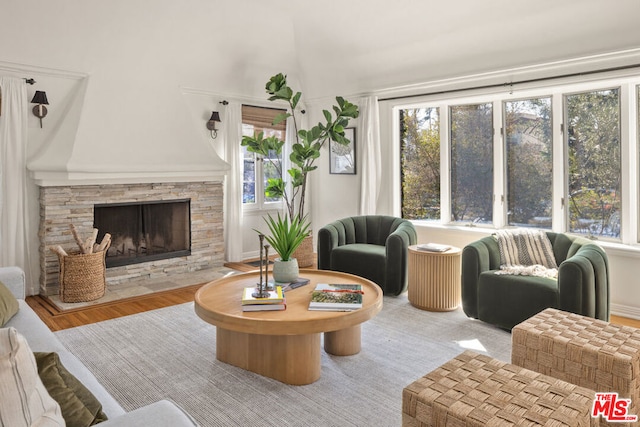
[[450, 103, 493, 224], [504, 97, 553, 228], [565, 89, 621, 238], [395, 74, 638, 244], [400, 107, 440, 220], [241, 105, 286, 208]]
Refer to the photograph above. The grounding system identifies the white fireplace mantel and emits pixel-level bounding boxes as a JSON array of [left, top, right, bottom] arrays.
[[30, 168, 227, 187]]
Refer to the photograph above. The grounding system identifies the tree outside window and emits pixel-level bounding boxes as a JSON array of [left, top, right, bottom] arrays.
[[450, 103, 493, 224], [400, 108, 440, 220], [566, 89, 621, 238], [504, 98, 553, 228]]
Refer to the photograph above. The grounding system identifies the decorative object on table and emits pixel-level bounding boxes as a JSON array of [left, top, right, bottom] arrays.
[[416, 242, 451, 252], [48, 225, 112, 303], [308, 283, 363, 311], [241, 73, 359, 267], [252, 234, 271, 298], [262, 213, 310, 283], [329, 127, 356, 174], [281, 277, 310, 292]]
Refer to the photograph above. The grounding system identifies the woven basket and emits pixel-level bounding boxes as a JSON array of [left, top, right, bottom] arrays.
[[292, 235, 314, 268], [58, 250, 107, 303]]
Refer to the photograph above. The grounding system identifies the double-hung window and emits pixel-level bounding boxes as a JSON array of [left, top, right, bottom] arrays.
[[241, 105, 286, 209]]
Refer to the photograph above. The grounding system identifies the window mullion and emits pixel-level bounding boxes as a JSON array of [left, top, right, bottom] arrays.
[[440, 104, 451, 223], [620, 82, 637, 244], [493, 100, 505, 229], [552, 93, 566, 233]]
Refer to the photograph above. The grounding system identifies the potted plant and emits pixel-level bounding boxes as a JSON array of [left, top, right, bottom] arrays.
[[242, 73, 359, 275], [262, 213, 310, 282]]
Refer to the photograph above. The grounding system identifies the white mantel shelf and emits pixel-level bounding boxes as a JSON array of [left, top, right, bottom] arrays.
[[30, 169, 227, 187]]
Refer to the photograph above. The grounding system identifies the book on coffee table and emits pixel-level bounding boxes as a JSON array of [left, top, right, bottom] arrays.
[[242, 299, 286, 311], [241, 285, 285, 305], [308, 283, 363, 311]]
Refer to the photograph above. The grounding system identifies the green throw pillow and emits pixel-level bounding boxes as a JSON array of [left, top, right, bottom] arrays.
[[33, 352, 108, 427], [0, 280, 19, 326]]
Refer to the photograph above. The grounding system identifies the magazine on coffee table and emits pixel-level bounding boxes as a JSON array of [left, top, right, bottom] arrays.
[[308, 283, 363, 311]]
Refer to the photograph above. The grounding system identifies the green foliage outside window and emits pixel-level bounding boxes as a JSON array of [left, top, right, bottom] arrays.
[[567, 89, 621, 238], [400, 108, 441, 220]]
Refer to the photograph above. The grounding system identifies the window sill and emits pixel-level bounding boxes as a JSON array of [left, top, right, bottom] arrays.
[[409, 220, 640, 259]]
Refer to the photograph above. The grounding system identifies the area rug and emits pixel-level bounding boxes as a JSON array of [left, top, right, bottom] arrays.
[[56, 294, 512, 427]]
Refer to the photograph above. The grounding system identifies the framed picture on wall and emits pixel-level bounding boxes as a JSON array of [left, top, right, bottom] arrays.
[[329, 127, 356, 175]]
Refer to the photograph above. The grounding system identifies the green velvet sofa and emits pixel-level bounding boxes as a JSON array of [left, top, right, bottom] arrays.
[[317, 215, 417, 296], [461, 231, 610, 330]]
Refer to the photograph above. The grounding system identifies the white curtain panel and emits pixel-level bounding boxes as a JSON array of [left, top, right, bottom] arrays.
[[0, 77, 34, 284], [358, 96, 381, 215], [221, 103, 243, 262]]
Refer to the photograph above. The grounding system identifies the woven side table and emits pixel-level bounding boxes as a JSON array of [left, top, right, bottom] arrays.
[[402, 350, 596, 427], [512, 308, 640, 426], [407, 245, 461, 311]]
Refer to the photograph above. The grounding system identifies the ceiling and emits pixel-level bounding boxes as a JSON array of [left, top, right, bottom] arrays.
[[3, 0, 640, 99]]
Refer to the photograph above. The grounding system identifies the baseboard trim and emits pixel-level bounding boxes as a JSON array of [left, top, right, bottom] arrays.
[[611, 303, 640, 320]]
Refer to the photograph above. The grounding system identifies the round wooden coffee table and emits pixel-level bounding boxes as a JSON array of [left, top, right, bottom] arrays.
[[194, 269, 383, 385]]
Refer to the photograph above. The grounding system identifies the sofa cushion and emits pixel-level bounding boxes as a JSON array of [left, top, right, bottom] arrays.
[[0, 327, 65, 427], [0, 280, 19, 326], [477, 271, 559, 330], [34, 352, 108, 427], [6, 300, 126, 418]]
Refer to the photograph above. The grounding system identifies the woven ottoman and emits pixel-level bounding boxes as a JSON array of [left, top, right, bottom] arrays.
[[512, 308, 640, 425], [402, 350, 596, 426]]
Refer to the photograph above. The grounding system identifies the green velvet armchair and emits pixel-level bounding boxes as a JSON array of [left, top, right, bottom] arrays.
[[317, 215, 417, 296], [461, 231, 610, 330]]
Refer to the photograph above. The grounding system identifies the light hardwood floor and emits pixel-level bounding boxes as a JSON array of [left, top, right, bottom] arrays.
[[27, 259, 640, 331]]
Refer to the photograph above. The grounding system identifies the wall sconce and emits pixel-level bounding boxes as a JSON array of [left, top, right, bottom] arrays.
[[206, 111, 221, 139], [31, 91, 49, 128]]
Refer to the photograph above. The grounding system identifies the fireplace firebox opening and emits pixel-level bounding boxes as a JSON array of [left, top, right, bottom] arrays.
[[93, 199, 191, 268]]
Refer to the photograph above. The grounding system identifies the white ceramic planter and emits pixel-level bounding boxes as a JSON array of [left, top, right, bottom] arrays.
[[272, 258, 299, 283]]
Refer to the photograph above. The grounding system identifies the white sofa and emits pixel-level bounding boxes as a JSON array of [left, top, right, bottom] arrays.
[[1, 266, 198, 427]]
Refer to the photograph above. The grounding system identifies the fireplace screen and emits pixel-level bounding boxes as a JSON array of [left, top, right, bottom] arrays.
[[94, 199, 191, 268]]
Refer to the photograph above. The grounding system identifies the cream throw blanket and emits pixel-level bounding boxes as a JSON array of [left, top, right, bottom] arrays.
[[494, 229, 558, 279]]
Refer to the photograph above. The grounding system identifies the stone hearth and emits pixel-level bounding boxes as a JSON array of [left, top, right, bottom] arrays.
[[38, 181, 224, 296]]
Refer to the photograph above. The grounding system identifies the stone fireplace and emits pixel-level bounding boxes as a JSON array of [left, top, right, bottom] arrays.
[[38, 181, 224, 296]]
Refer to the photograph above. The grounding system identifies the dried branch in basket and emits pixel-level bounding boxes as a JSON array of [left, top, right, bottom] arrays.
[[69, 224, 88, 253], [96, 233, 111, 252], [49, 245, 68, 257], [84, 228, 99, 254]]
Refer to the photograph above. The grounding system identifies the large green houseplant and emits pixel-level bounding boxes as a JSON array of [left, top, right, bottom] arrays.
[[242, 73, 359, 276]]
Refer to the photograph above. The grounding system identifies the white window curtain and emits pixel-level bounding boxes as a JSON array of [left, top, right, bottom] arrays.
[[0, 77, 35, 287], [358, 96, 381, 215], [221, 102, 243, 262]]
